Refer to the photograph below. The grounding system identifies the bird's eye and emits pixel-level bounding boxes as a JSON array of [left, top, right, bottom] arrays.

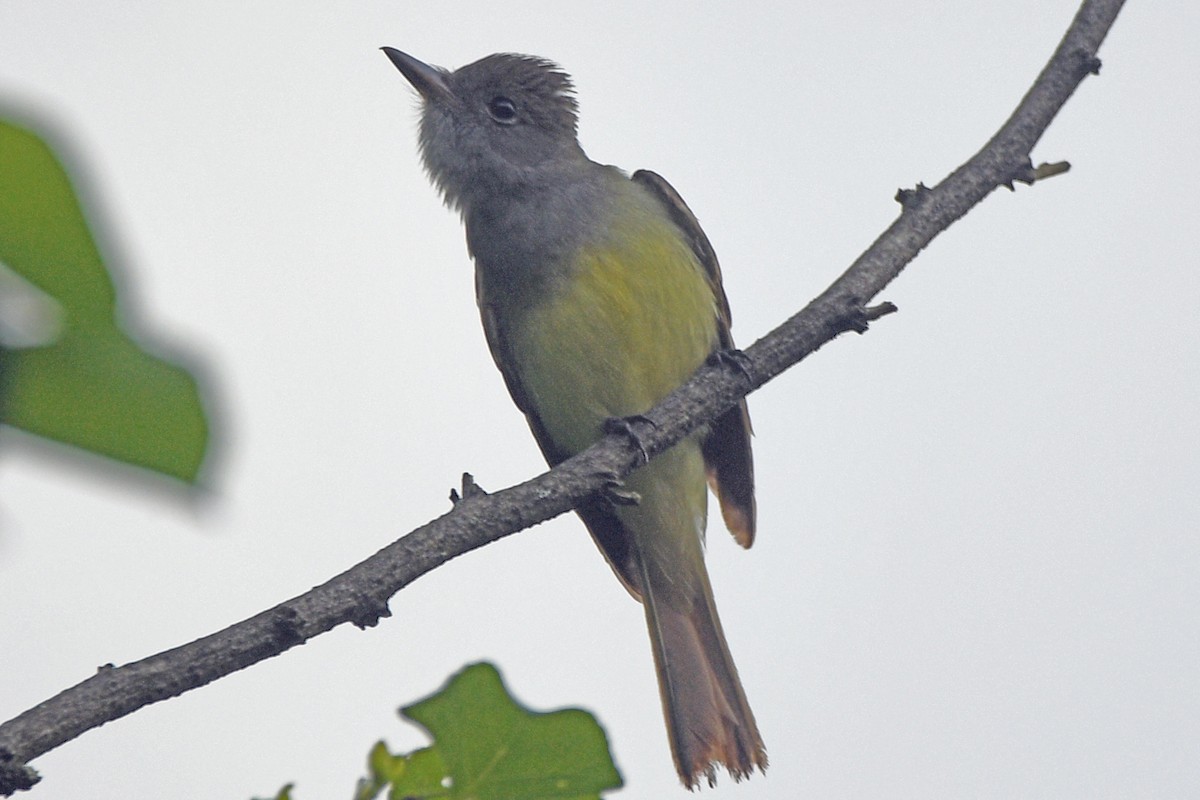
[[487, 96, 518, 124]]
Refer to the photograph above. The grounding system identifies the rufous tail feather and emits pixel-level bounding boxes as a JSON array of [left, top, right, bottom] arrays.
[[638, 553, 767, 788]]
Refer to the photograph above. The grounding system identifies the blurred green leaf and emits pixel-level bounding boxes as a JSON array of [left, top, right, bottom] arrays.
[[0, 116, 208, 482], [251, 783, 293, 800]]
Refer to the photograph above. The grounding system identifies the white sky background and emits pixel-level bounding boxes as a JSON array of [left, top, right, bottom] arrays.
[[2, 1, 1198, 798]]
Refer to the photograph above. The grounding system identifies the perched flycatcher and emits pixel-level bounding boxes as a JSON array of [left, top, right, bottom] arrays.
[[383, 49, 766, 788]]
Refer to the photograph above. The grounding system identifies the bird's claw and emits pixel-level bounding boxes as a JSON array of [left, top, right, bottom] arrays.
[[600, 473, 642, 507], [707, 347, 754, 385], [603, 414, 656, 465]]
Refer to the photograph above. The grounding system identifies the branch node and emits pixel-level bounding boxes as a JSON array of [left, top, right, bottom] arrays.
[[270, 607, 304, 646], [1007, 157, 1038, 188], [895, 182, 932, 209], [833, 298, 898, 335], [1033, 160, 1072, 181], [863, 302, 899, 322], [1010, 156, 1073, 189], [349, 594, 392, 630], [449, 473, 488, 505], [1077, 49, 1103, 75], [0, 751, 40, 795]]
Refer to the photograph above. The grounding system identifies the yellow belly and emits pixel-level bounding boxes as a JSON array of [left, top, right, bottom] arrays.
[[510, 211, 718, 458]]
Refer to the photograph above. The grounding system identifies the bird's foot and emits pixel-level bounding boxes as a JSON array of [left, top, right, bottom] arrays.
[[600, 473, 642, 507], [602, 414, 656, 465], [707, 347, 754, 385]]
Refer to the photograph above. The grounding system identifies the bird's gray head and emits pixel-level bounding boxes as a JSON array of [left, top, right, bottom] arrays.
[[383, 49, 583, 211]]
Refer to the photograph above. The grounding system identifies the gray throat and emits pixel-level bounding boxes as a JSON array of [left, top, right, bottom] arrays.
[[462, 161, 624, 299]]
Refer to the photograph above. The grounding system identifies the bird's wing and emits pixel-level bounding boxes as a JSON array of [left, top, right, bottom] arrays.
[[631, 169, 757, 547], [478, 284, 645, 595], [477, 281, 569, 465]]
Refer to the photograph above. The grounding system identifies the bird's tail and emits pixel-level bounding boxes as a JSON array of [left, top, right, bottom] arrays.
[[639, 556, 767, 788]]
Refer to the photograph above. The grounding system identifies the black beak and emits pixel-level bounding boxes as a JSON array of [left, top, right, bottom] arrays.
[[381, 48, 453, 103]]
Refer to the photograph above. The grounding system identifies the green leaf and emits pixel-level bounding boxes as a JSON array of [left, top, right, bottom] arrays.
[[250, 783, 293, 800], [353, 741, 448, 800], [397, 662, 623, 800], [0, 116, 208, 482]]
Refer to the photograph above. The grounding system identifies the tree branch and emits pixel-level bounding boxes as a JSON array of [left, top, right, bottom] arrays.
[[0, 0, 1125, 793]]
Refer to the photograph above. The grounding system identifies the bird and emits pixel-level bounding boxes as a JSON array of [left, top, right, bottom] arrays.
[[382, 48, 766, 788]]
